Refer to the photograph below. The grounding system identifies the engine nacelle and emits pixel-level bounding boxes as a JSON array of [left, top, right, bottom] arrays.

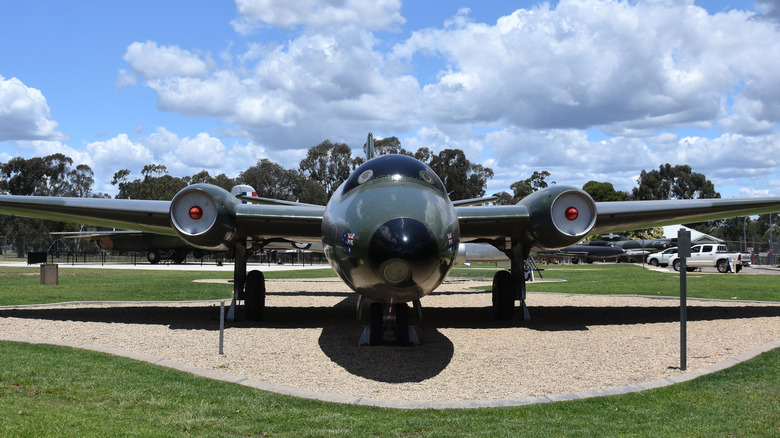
[[520, 186, 597, 250], [169, 184, 239, 250]]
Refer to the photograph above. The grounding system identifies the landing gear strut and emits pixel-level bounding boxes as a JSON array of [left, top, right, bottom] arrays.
[[226, 241, 267, 322], [360, 301, 419, 346], [491, 242, 531, 321]]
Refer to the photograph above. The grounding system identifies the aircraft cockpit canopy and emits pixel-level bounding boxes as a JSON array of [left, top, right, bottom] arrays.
[[342, 154, 446, 195]]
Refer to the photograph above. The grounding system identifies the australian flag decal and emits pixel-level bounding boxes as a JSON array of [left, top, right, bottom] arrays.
[[342, 232, 355, 255]]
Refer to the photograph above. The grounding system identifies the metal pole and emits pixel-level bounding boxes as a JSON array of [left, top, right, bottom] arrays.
[[680, 258, 687, 371], [219, 300, 225, 355], [677, 229, 691, 371]]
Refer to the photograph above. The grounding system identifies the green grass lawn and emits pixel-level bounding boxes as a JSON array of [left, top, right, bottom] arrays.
[[452, 263, 780, 301], [0, 266, 336, 305], [1, 263, 779, 436], [1, 341, 778, 437]]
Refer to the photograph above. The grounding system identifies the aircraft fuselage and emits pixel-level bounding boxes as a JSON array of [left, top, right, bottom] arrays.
[[322, 154, 459, 303]]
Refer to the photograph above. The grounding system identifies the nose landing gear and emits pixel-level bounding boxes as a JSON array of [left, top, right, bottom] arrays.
[[358, 301, 420, 346]]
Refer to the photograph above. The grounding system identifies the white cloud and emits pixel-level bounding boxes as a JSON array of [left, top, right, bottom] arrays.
[[115, 69, 137, 89], [123, 41, 210, 79], [86, 134, 155, 172], [393, 0, 780, 135], [112, 0, 780, 197], [231, 0, 404, 32], [0, 76, 64, 141]]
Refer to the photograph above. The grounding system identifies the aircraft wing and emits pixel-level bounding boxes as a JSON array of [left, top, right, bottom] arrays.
[[0, 185, 325, 249], [4, 184, 780, 254], [591, 198, 780, 234], [0, 196, 175, 235], [456, 186, 780, 252]]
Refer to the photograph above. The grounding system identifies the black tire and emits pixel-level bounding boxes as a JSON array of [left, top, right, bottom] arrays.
[[716, 260, 729, 273], [369, 302, 384, 346], [245, 270, 266, 321], [394, 303, 410, 346], [147, 251, 160, 264], [648, 259, 659, 267], [672, 259, 681, 272], [492, 270, 514, 320]]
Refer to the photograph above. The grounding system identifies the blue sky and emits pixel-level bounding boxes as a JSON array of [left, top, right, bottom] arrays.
[[1, 0, 779, 198]]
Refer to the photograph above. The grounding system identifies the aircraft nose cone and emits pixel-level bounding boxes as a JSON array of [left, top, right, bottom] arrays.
[[369, 218, 439, 287]]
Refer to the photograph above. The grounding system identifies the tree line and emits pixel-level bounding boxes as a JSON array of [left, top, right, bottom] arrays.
[[0, 138, 776, 255]]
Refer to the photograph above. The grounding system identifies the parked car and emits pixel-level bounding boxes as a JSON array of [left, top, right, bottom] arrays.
[[669, 244, 743, 273], [647, 247, 678, 267]]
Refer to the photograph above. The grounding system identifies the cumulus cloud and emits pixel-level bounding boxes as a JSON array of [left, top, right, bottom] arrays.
[[0, 76, 64, 141], [754, 0, 780, 22], [231, 0, 405, 32], [393, 0, 780, 135], [123, 41, 211, 79], [113, 0, 780, 196], [134, 26, 419, 146], [86, 134, 155, 171]]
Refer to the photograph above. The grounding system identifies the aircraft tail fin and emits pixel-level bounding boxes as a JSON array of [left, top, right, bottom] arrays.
[[365, 132, 375, 160]]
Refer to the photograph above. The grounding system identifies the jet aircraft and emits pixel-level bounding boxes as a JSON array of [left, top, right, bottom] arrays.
[[537, 241, 625, 264], [52, 230, 196, 264], [2, 133, 780, 345]]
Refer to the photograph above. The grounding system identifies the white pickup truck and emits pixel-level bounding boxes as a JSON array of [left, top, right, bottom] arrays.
[[669, 244, 743, 273], [646, 247, 678, 267]]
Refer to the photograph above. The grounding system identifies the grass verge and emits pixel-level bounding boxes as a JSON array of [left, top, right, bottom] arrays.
[[1, 341, 778, 437], [452, 263, 780, 301], [0, 266, 335, 305]]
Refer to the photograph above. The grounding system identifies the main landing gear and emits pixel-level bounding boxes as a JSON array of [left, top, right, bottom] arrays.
[[358, 299, 420, 346], [226, 242, 267, 322], [491, 243, 532, 322]]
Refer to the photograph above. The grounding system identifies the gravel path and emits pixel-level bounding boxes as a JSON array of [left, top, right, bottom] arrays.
[[2, 276, 779, 405]]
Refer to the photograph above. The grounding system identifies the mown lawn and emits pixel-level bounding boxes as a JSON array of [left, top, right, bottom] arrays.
[[451, 263, 780, 301], [0, 341, 777, 437], [0, 265, 336, 305], [1, 263, 778, 436]]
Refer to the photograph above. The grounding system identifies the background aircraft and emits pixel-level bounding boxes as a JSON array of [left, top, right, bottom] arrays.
[[2, 134, 780, 346], [52, 230, 195, 264], [537, 241, 625, 264], [600, 233, 676, 251]]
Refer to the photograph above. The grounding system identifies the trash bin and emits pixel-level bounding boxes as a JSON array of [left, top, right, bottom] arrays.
[[40, 263, 58, 285]]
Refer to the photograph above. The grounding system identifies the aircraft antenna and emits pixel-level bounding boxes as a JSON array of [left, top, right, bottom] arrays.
[[365, 132, 375, 160]]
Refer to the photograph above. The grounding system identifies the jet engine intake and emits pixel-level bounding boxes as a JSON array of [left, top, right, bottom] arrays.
[[169, 184, 238, 250], [520, 186, 597, 250]]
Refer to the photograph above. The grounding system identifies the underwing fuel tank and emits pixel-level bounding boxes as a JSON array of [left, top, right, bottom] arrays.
[[322, 154, 459, 303]]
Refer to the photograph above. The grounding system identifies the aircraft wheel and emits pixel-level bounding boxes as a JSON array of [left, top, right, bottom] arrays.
[[147, 251, 160, 264], [716, 260, 729, 273], [672, 260, 681, 272], [369, 302, 384, 346], [394, 303, 410, 346], [245, 270, 266, 321], [492, 270, 514, 320]]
